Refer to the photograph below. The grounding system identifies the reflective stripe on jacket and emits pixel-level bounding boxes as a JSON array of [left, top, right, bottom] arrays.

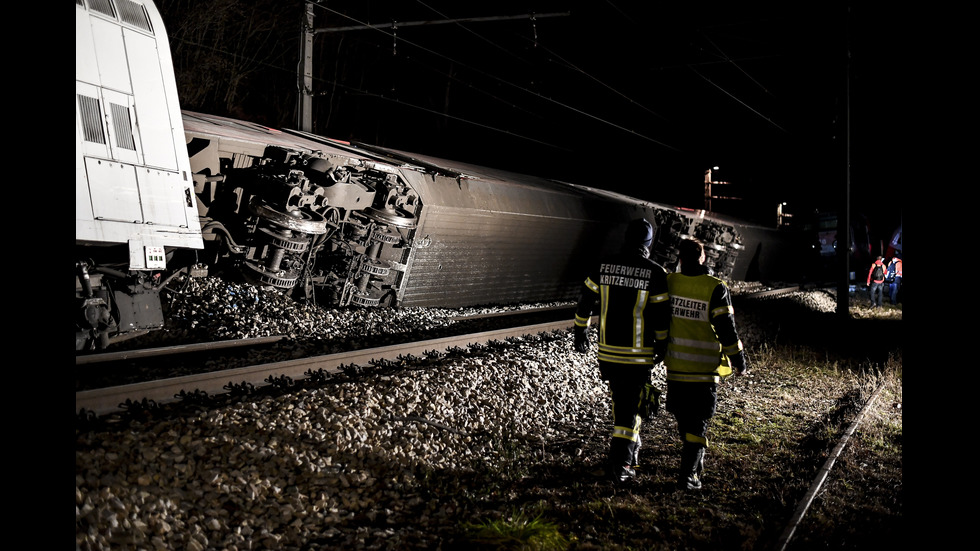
[[665, 272, 735, 383]]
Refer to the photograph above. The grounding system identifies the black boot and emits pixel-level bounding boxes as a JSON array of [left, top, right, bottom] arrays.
[[679, 443, 705, 491]]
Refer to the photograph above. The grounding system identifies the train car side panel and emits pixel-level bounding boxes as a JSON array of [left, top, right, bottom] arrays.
[[76, 0, 203, 351], [75, 0, 202, 253], [401, 206, 592, 307]]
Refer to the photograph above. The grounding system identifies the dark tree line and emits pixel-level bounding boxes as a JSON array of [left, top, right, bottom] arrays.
[[158, 0, 302, 128]]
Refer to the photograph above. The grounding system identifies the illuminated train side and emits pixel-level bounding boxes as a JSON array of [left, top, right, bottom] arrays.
[[76, 0, 800, 351]]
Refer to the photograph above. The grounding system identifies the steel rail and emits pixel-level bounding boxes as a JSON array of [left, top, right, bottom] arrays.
[[75, 335, 287, 365], [76, 319, 576, 417], [774, 382, 887, 551], [76, 306, 575, 366], [739, 285, 801, 299]]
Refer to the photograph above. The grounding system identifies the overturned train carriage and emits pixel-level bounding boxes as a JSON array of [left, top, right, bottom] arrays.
[[184, 111, 797, 312]]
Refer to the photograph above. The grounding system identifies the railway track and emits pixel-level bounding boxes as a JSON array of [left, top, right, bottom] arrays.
[[75, 318, 577, 418], [75, 287, 807, 418]]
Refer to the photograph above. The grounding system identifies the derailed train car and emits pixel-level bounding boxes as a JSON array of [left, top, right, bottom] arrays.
[[182, 113, 799, 308], [76, 0, 800, 351]]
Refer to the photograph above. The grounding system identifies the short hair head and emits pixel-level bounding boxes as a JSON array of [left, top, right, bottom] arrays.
[[678, 238, 704, 266]]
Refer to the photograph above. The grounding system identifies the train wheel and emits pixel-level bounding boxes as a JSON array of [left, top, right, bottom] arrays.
[[363, 205, 417, 229], [248, 198, 329, 235]]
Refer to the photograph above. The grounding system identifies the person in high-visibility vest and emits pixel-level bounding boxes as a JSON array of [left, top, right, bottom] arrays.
[[886, 255, 902, 305], [665, 237, 749, 491], [573, 218, 670, 483]]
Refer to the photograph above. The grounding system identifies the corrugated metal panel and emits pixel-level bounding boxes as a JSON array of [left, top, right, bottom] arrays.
[[400, 206, 598, 306], [395, 169, 657, 307]]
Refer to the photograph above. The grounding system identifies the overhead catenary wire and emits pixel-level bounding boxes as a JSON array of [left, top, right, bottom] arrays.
[[690, 64, 787, 133], [312, 2, 682, 153]]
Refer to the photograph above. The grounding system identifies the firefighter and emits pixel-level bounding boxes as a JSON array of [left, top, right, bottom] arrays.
[[573, 218, 670, 483], [665, 238, 749, 491]]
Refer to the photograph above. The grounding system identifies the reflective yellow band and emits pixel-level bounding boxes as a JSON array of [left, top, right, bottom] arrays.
[[585, 278, 599, 293], [684, 433, 708, 447], [711, 304, 734, 318], [613, 426, 639, 442], [667, 371, 724, 383]]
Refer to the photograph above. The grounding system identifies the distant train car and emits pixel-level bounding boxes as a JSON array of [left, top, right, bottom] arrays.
[[76, 0, 803, 351], [885, 225, 902, 260]]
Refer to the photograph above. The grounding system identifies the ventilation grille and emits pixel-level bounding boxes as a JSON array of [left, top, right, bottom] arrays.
[[87, 0, 115, 18], [116, 0, 152, 32], [83, 0, 153, 34], [77, 94, 106, 144], [110, 103, 136, 150]]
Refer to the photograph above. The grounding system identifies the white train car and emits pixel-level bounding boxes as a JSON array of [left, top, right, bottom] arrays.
[[76, 0, 203, 350]]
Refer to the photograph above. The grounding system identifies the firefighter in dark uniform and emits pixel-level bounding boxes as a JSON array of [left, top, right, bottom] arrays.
[[665, 237, 749, 491], [573, 218, 670, 483]]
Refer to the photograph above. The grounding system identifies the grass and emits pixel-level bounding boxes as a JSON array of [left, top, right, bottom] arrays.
[[462, 507, 571, 551]]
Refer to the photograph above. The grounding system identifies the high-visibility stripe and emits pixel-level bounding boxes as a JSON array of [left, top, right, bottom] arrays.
[[668, 349, 719, 364], [711, 304, 734, 318], [600, 343, 654, 355], [599, 353, 656, 365], [684, 432, 708, 447], [585, 277, 599, 293], [722, 340, 743, 355], [667, 371, 723, 383], [671, 336, 720, 351], [612, 426, 638, 441], [632, 290, 647, 347], [599, 286, 609, 342]]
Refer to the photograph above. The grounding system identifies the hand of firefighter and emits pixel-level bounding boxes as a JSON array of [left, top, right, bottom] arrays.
[[573, 325, 590, 353], [730, 351, 749, 376]]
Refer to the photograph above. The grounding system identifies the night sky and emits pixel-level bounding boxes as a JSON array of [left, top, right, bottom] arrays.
[[159, 1, 901, 249]]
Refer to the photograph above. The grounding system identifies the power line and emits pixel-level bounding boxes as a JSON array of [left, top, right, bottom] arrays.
[[309, 2, 681, 152], [689, 65, 787, 132]]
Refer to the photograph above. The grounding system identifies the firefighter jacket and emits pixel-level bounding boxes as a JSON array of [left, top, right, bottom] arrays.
[[574, 249, 669, 367], [665, 265, 743, 383]]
